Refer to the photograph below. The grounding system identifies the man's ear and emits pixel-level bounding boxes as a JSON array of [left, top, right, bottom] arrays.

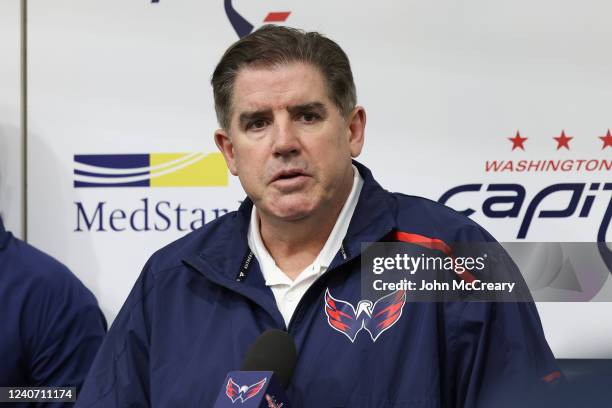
[[214, 129, 239, 176], [346, 106, 366, 157]]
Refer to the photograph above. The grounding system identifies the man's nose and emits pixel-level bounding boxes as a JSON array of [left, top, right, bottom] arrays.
[[271, 120, 301, 158]]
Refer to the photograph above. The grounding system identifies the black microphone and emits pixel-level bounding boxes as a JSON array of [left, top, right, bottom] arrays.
[[213, 329, 297, 407], [241, 329, 297, 389]]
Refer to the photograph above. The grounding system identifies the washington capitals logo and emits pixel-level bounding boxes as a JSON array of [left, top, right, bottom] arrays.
[[225, 377, 266, 403], [225, 0, 291, 38], [324, 289, 407, 343]]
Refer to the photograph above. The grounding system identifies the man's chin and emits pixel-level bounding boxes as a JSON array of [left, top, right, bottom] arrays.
[[263, 201, 317, 223], [269, 209, 312, 223]]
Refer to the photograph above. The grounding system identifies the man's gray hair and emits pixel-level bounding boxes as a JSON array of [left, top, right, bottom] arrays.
[[211, 25, 357, 130]]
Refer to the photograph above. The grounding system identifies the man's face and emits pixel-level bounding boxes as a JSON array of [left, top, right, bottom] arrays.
[[215, 62, 365, 222]]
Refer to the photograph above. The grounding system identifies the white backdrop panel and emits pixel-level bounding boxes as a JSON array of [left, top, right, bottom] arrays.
[[0, 0, 23, 238], [27, 0, 612, 357]]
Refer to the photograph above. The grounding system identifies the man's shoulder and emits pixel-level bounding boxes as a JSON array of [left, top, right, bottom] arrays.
[[0, 234, 100, 319], [388, 192, 496, 243], [145, 209, 241, 275], [1, 234, 86, 290]]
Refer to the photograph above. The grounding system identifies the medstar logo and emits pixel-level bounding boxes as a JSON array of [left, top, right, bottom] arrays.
[[73, 152, 227, 188], [224, 0, 291, 38], [324, 289, 407, 343], [72, 153, 231, 232]]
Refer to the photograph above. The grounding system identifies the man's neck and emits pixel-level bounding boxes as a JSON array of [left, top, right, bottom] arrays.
[[257, 169, 354, 280]]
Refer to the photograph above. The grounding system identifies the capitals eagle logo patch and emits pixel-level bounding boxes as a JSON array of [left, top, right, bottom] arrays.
[[324, 289, 407, 343], [225, 377, 266, 403]]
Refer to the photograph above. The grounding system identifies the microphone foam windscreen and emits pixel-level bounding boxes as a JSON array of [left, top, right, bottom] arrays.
[[241, 329, 298, 389]]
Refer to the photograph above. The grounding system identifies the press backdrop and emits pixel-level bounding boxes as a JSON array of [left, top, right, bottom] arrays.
[[0, 0, 610, 358]]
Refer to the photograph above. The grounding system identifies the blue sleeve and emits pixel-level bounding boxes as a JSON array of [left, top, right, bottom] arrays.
[[75, 262, 155, 408], [0, 236, 107, 408], [27, 266, 108, 392], [448, 301, 562, 407], [447, 225, 563, 407]]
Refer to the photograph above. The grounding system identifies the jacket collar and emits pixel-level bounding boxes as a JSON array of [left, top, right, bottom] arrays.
[[340, 160, 396, 261], [182, 161, 397, 326]]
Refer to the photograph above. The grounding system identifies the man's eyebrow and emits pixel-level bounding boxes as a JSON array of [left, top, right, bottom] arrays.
[[287, 102, 327, 116], [237, 102, 328, 127], [238, 109, 273, 127]]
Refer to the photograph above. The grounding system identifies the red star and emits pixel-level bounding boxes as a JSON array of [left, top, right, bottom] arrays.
[[599, 129, 612, 150], [553, 130, 573, 150], [508, 131, 528, 151]]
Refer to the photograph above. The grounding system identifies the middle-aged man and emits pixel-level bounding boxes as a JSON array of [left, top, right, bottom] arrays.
[[77, 25, 561, 407]]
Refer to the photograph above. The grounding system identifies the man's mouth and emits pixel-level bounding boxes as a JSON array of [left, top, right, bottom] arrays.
[[270, 169, 310, 190], [271, 169, 307, 182]]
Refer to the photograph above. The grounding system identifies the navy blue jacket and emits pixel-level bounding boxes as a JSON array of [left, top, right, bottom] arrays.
[[0, 217, 107, 407], [77, 162, 560, 407]]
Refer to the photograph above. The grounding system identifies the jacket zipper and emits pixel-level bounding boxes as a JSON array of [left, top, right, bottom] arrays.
[[339, 243, 348, 260]]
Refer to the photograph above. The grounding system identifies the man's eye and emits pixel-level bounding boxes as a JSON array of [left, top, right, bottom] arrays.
[[248, 119, 268, 130], [300, 112, 321, 123]]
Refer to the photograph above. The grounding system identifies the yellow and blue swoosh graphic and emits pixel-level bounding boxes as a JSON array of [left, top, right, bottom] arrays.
[[73, 153, 228, 188]]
